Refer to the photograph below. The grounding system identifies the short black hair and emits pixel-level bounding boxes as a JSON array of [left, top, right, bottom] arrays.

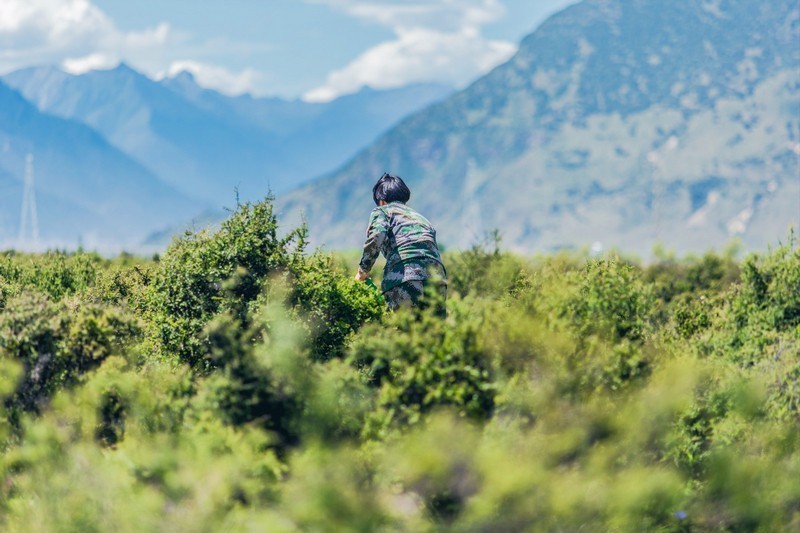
[[372, 173, 411, 205]]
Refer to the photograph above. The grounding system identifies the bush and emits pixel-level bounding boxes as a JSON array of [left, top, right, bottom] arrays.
[[445, 231, 530, 298], [732, 244, 800, 335], [644, 251, 740, 305], [288, 253, 384, 361], [0, 251, 101, 300], [1, 201, 798, 530], [563, 258, 654, 343], [145, 199, 384, 370], [349, 294, 496, 437], [145, 199, 307, 366], [534, 259, 657, 395], [0, 292, 140, 420], [192, 311, 302, 450]]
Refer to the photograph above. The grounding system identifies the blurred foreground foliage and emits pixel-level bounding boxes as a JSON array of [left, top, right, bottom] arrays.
[[0, 200, 798, 531]]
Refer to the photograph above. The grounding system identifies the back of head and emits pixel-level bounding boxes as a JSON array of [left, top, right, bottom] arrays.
[[373, 173, 411, 205]]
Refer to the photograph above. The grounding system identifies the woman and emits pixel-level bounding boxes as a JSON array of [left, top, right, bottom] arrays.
[[355, 173, 447, 311]]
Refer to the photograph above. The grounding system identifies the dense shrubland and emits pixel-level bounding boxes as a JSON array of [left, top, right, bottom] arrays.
[[0, 199, 797, 531]]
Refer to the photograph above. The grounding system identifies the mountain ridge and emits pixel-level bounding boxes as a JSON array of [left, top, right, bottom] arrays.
[[4, 65, 454, 203], [0, 79, 202, 249], [276, 0, 800, 256]]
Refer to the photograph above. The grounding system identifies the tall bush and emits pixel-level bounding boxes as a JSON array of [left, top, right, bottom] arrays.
[[145, 199, 306, 366]]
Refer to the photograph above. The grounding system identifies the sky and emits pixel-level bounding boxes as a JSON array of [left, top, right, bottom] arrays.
[[0, 0, 577, 101]]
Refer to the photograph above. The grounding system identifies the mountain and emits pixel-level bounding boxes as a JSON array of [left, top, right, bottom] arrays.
[[161, 73, 454, 191], [4, 66, 453, 204], [0, 80, 203, 250], [3, 64, 283, 204], [276, 0, 800, 256]]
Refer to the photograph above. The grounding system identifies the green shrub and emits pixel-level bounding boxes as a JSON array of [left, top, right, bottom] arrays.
[[563, 259, 654, 343], [1, 378, 284, 531], [146, 199, 306, 366], [192, 311, 302, 449], [145, 198, 386, 382], [385, 413, 481, 525], [0, 251, 102, 300], [279, 444, 390, 531], [672, 292, 714, 339], [84, 262, 154, 309], [349, 294, 496, 437], [694, 242, 800, 372], [645, 251, 740, 306], [535, 259, 657, 395], [288, 252, 384, 361], [733, 244, 800, 334], [445, 231, 530, 298], [0, 292, 140, 419], [1, 211, 798, 531]]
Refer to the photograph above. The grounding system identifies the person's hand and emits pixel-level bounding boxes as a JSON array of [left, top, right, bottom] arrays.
[[354, 269, 369, 282]]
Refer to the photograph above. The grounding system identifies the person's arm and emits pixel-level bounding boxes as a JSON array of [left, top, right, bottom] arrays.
[[356, 208, 388, 281]]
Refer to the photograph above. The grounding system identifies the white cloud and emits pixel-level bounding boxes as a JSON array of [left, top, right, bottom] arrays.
[[305, 27, 515, 102], [0, 0, 262, 95], [0, 0, 129, 70], [62, 52, 117, 74], [162, 60, 264, 96], [304, 0, 517, 101], [309, 0, 506, 32], [0, 0, 107, 37]]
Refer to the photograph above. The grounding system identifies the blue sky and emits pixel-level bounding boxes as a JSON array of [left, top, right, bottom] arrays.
[[1, 0, 576, 100]]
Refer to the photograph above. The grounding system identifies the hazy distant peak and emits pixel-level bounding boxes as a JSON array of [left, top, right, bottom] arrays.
[[171, 70, 197, 84], [95, 62, 148, 81], [160, 69, 205, 97], [4, 64, 70, 84], [111, 62, 136, 74]]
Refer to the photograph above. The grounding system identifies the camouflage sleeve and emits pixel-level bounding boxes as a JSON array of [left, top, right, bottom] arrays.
[[358, 208, 388, 274]]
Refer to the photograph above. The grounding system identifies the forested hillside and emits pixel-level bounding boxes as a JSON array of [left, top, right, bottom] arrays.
[[0, 199, 797, 530]]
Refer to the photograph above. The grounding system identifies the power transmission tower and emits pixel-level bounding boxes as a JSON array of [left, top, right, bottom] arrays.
[[19, 153, 39, 245]]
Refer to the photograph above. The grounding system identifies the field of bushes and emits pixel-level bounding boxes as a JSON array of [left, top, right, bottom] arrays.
[[0, 199, 798, 531]]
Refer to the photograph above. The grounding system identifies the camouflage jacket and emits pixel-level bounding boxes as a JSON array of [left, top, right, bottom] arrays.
[[358, 202, 446, 292]]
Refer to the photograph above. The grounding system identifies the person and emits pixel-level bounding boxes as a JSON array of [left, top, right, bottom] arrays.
[[355, 173, 447, 312]]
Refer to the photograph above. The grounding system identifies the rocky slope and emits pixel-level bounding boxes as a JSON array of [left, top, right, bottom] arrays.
[[277, 0, 800, 256]]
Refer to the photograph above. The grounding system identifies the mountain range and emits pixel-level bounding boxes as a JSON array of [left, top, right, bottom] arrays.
[[277, 0, 800, 257], [0, 80, 199, 249], [0, 66, 452, 249], [4, 66, 452, 203], [2, 0, 797, 256]]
